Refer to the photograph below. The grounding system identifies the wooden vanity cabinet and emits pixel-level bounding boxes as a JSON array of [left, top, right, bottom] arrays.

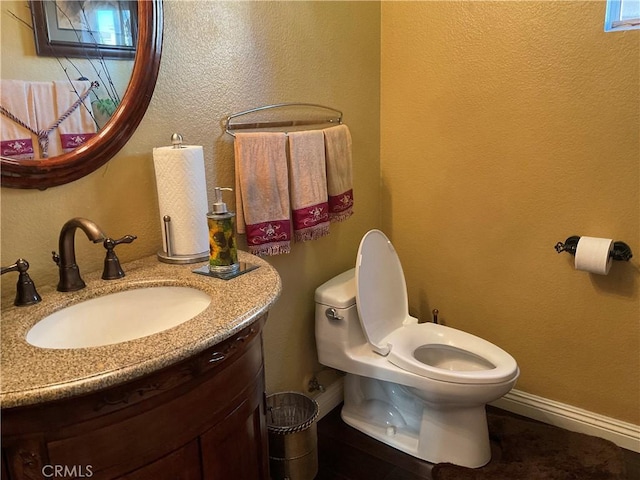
[[1, 316, 270, 480]]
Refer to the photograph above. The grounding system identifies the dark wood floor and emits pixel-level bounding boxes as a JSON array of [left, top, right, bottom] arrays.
[[315, 404, 640, 480]]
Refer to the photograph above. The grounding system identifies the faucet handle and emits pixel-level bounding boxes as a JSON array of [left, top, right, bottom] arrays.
[[1, 258, 42, 306], [102, 235, 137, 280]]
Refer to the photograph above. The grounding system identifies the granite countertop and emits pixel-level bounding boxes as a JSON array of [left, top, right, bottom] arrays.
[[0, 252, 281, 409]]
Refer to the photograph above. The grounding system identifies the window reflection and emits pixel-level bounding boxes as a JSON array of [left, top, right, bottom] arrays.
[[54, 1, 133, 46]]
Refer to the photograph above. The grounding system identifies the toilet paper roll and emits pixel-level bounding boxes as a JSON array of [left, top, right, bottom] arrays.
[[574, 236, 613, 275], [153, 145, 209, 256]]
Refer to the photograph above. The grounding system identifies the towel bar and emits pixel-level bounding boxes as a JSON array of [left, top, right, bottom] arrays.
[[225, 103, 342, 137]]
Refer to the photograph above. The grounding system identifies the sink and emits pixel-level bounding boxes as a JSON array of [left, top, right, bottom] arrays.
[[26, 286, 212, 349]]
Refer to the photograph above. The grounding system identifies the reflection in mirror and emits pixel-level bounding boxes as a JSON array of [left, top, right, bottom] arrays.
[[32, 0, 137, 59], [0, 0, 163, 189], [1, 1, 136, 159]]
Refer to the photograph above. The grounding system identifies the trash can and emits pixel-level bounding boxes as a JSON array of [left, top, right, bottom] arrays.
[[266, 391, 319, 480]]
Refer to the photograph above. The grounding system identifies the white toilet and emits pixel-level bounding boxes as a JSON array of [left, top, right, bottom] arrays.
[[314, 230, 519, 468]]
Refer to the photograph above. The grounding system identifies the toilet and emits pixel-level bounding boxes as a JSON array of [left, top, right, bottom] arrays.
[[314, 229, 519, 468]]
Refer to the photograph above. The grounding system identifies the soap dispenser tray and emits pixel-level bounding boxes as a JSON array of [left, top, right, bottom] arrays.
[[193, 262, 259, 280]]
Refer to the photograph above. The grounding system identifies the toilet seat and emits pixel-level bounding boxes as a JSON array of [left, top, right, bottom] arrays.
[[356, 230, 517, 385], [385, 323, 518, 384], [355, 230, 413, 356]]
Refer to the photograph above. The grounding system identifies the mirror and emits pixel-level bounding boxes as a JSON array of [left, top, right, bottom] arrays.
[[1, 0, 163, 189]]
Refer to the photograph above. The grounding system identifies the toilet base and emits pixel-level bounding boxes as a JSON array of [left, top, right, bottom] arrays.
[[341, 374, 491, 468]]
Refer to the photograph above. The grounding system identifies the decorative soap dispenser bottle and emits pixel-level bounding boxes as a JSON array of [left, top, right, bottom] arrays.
[[207, 187, 239, 275]]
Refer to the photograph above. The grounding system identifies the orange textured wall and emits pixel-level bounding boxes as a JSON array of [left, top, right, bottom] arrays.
[[381, 1, 639, 423]]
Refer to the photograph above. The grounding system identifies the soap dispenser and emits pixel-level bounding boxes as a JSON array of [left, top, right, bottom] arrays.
[[207, 187, 239, 275]]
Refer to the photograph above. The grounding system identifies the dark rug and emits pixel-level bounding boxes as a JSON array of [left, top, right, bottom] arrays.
[[432, 410, 627, 480]]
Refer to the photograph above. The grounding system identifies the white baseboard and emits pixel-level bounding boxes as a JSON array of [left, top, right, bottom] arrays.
[[311, 376, 344, 421], [491, 389, 640, 453], [312, 380, 640, 453]]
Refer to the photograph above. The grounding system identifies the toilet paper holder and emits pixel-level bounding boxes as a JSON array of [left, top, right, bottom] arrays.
[[554, 236, 633, 261]]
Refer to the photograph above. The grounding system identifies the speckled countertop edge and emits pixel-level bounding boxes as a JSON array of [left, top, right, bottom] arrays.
[[0, 252, 281, 409]]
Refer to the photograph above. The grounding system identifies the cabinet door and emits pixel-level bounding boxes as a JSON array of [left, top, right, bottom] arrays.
[[115, 440, 201, 480], [200, 379, 269, 480], [1, 453, 7, 480]]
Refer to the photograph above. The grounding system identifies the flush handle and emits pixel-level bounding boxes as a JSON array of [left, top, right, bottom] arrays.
[[325, 308, 344, 321]]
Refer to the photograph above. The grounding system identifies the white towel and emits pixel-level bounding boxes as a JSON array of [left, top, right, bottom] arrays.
[[0, 80, 37, 160], [54, 80, 97, 153], [288, 129, 330, 242], [323, 124, 354, 222], [31, 81, 61, 157], [234, 132, 292, 256]]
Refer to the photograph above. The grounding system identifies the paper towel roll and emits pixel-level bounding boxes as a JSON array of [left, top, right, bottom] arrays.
[[574, 236, 613, 275], [153, 145, 209, 256]]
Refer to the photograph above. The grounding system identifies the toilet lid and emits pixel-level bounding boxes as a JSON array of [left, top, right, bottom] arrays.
[[355, 230, 411, 355]]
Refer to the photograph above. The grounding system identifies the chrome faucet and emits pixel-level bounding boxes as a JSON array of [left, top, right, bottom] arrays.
[[52, 217, 106, 292]]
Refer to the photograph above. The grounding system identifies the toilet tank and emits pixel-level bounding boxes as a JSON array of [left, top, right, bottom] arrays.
[[314, 269, 356, 309], [315, 269, 366, 371]]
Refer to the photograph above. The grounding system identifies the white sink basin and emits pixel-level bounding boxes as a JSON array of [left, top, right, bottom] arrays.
[[26, 286, 212, 349]]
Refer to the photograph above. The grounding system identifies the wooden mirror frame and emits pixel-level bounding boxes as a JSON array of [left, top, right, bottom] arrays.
[[1, 0, 163, 190]]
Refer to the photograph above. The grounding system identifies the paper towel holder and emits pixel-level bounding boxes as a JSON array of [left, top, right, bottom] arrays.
[[554, 236, 633, 261], [157, 215, 209, 264], [171, 133, 185, 148]]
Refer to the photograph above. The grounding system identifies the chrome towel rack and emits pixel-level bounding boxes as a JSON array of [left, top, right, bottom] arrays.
[[225, 103, 342, 137]]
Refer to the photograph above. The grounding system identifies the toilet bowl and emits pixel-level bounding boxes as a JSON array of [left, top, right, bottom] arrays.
[[314, 230, 519, 468]]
